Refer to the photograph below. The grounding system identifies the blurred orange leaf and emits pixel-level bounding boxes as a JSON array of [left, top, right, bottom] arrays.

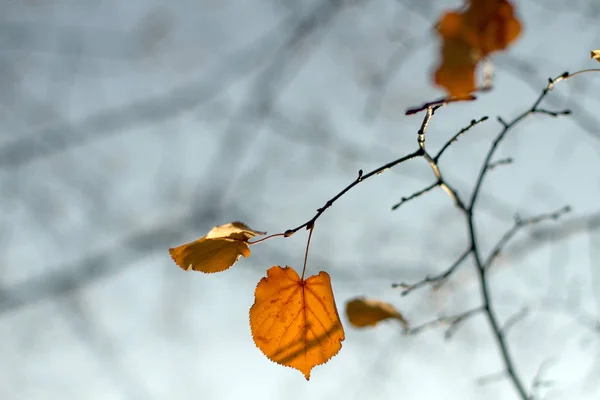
[[434, 0, 522, 97], [169, 221, 265, 273], [592, 50, 600, 62], [250, 266, 345, 380], [346, 297, 408, 329]]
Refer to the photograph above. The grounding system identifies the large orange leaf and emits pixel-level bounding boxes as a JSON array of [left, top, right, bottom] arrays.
[[250, 266, 345, 380], [346, 297, 408, 329], [169, 221, 265, 273], [434, 0, 521, 97]]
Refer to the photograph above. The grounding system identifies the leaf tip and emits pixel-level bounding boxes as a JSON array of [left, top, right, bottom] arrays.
[[168, 246, 190, 271]]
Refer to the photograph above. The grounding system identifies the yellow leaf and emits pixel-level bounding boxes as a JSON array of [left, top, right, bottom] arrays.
[[591, 50, 600, 62], [169, 221, 265, 273], [250, 266, 345, 380], [345, 297, 408, 329]]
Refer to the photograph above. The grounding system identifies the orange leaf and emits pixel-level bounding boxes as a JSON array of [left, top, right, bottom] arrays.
[[463, 0, 521, 56], [592, 50, 600, 62], [346, 297, 408, 329], [250, 266, 345, 380], [434, 33, 479, 98], [434, 0, 521, 97], [169, 221, 266, 273]]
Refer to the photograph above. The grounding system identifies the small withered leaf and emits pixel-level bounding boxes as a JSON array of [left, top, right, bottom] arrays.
[[346, 297, 408, 329], [169, 222, 265, 273]]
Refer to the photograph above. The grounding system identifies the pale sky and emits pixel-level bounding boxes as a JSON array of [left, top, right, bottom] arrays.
[[1, 1, 599, 399]]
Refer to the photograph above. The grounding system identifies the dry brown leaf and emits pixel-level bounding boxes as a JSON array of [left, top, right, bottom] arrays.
[[250, 266, 345, 380], [591, 50, 600, 62], [169, 221, 265, 273], [346, 297, 408, 329]]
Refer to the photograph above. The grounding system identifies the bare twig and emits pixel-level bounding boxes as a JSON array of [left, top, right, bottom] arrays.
[[533, 108, 571, 117], [283, 99, 445, 236], [505, 210, 600, 262], [487, 157, 513, 170], [464, 72, 583, 400], [283, 149, 423, 236], [470, 72, 571, 208], [529, 359, 556, 400], [391, 180, 439, 210], [405, 94, 477, 115], [484, 206, 571, 269], [501, 307, 529, 335], [392, 247, 471, 295], [402, 70, 597, 400], [414, 106, 467, 209], [404, 306, 483, 338], [476, 371, 509, 386], [434, 116, 489, 161]]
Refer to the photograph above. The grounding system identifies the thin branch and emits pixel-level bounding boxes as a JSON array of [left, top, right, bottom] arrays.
[[529, 359, 556, 400], [476, 371, 509, 386], [284, 149, 423, 236], [468, 221, 529, 399], [532, 108, 571, 117], [497, 58, 600, 142], [423, 149, 466, 210], [405, 94, 477, 115], [487, 157, 513, 170], [484, 206, 571, 269], [504, 210, 600, 262], [398, 70, 598, 400], [434, 116, 489, 161], [501, 307, 529, 335], [463, 72, 591, 400], [497, 116, 509, 128], [564, 68, 600, 79], [417, 105, 440, 149], [470, 72, 572, 209], [392, 247, 471, 295], [391, 180, 439, 210], [414, 106, 467, 210], [404, 306, 484, 338]]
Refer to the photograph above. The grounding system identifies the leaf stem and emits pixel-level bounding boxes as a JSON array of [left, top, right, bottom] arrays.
[[301, 226, 315, 280], [248, 232, 287, 245]]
